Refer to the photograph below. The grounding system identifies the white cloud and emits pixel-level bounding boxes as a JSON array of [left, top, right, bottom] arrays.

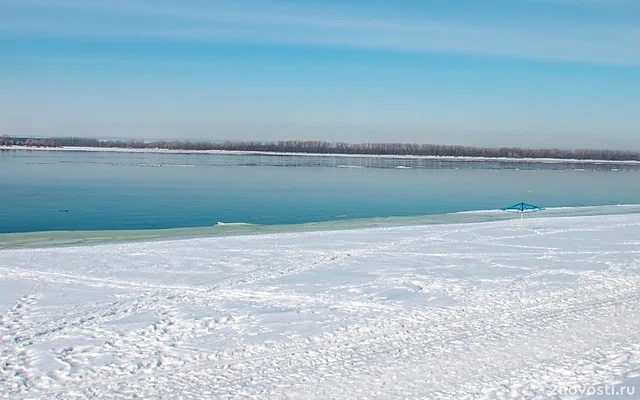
[[529, 0, 636, 8], [2, 0, 639, 65]]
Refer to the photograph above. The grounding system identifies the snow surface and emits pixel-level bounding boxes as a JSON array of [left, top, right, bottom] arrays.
[[1, 214, 639, 399], [4, 145, 640, 165]]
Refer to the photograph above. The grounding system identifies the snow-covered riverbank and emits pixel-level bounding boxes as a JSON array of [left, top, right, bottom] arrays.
[[1, 214, 639, 399], [4, 145, 640, 165]]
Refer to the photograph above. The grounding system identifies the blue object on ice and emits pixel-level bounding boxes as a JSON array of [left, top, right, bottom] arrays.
[[501, 202, 545, 213]]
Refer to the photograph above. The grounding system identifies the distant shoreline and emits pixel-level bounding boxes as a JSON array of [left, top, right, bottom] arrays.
[[3, 135, 640, 162], [3, 145, 640, 165]]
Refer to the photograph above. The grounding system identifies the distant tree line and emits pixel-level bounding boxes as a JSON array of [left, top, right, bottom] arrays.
[[1, 136, 58, 148], [2, 135, 639, 161]]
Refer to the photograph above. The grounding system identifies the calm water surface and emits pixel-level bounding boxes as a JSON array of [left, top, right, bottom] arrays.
[[1, 149, 639, 233]]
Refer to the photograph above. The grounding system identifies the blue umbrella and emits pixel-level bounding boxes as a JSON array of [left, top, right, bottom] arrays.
[[502, 202, 545, 230]]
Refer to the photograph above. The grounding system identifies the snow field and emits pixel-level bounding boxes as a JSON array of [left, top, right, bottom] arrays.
[[1, 214, 639, 399]]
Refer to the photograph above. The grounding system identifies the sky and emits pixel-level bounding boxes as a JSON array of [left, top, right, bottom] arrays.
[[1, 0, 639, 150]]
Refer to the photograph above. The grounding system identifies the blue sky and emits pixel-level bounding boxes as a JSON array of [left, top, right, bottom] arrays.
[[1, 0, 639, 149]]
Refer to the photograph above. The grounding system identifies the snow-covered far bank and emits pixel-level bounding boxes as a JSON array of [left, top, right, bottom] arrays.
[[1, 214, 640, 399], [3, 145, 640, 165]]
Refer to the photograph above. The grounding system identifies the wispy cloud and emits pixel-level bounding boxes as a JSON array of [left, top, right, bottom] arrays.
[[529, 0, 637, 8], [2, 0, 639, 66]]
